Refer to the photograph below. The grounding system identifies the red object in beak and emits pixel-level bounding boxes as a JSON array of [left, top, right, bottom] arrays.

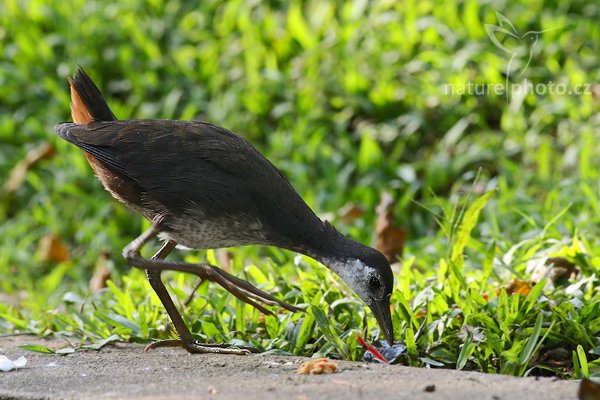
[[357, 334, 390, 364]]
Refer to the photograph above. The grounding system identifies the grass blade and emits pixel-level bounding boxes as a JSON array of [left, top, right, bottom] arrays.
[[450, 190, 496, 266], [457, 335, 475, 370], [577, 345, 589, 378], [519, 312, 543, 369], [311, 305, 348, 359], [18, 344, 54, 354]]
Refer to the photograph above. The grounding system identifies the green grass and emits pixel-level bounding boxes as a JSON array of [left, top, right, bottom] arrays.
[[1, 0, 599, 379]]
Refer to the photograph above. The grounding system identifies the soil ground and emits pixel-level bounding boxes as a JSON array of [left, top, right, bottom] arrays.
[[0, 336, 580, 400]]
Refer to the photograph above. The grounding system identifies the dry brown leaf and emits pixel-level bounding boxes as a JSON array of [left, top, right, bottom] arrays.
[[579, 378, 600, 400], [592, 84, 600, 100], [89, 251, 113, 292], [217, 249, 233, 271], [530, 256, 579, 285], [541, 347, 571, 368], [296, 358, 338, 375], [483, 279, 532, 301], [504, 279, 532, 296], [337, 203, 365, 224], [546, 257, 579, 283], [38, 234, 69, 263], [3, 143, 55, 195], [375, 192, 405, 263]]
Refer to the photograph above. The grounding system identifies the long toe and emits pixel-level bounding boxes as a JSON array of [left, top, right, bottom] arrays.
[[184, 341, 251, 355], [145, 339, 251, 355], [144, 339, 186, 352]]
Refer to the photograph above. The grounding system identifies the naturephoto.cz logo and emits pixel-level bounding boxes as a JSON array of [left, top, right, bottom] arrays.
[[443, 12, 592, 100]]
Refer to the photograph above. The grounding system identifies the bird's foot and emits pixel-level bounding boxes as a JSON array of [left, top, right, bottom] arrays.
[[145, 339, 251, 355]]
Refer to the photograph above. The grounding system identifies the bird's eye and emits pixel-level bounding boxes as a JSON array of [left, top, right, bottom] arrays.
[[369, 276, 381, 290]]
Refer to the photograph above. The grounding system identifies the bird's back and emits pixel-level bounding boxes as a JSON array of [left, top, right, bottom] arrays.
[[55, 119, 329, 251]]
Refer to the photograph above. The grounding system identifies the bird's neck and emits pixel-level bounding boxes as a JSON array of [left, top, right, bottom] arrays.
[[290, 222, 366, 275], [290, 226, 374, 301]]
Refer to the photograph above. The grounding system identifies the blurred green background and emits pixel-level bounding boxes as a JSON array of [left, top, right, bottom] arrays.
[[1, 0, 599, 377]]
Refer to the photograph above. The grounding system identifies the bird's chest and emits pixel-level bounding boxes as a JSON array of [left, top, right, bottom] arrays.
[[158, 213, 268, 249]]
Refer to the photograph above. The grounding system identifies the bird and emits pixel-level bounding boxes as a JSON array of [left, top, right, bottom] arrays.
[[54, 68, 394, 354]]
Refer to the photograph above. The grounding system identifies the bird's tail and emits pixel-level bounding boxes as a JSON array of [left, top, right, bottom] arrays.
[[69, 67, 117, 124]]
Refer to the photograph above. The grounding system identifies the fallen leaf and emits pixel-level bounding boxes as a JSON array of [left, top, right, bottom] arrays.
[[504, 279, 532, 296], [540, 347, 571, 368], [592, 84, 600, 100], [89, 251, 113, 292], [529, 257, 579, 286], [55, 347, 75, 355], [579, 378, 600, 400], [457, 324, 485, 343], [483, 279, 533, 300], [38, 234, 69, 263], [337, 203, 365, 224], [3, 143, 55, 195], [375, 192, 405, 263], [546, 257, 579, 284], [415, 307, 427, 319], [296, 358, 338, 374], [217, 249, 233, 271]]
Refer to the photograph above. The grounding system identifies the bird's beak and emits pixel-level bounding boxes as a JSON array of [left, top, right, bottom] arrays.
[[369, 295, 394, 346]]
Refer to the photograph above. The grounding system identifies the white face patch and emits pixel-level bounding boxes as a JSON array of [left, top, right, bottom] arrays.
[[324, 258, 376, 303]]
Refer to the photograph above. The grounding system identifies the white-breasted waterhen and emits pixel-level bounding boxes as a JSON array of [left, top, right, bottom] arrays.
[[54, 68, 394, 354]]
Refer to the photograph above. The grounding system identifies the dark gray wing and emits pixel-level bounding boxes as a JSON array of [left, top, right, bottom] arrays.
[[55, 119, 327, 249]]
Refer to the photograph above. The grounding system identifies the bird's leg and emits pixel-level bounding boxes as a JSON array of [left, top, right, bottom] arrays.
[[146, 241, 254, 351], [124, 226, 303, 313], [144, 240, 197, 352], [125, 228, 250, 354], [123, 226, 303, 354]]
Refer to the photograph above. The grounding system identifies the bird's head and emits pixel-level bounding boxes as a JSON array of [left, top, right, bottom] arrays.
[[329, 247, 394, 345]]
